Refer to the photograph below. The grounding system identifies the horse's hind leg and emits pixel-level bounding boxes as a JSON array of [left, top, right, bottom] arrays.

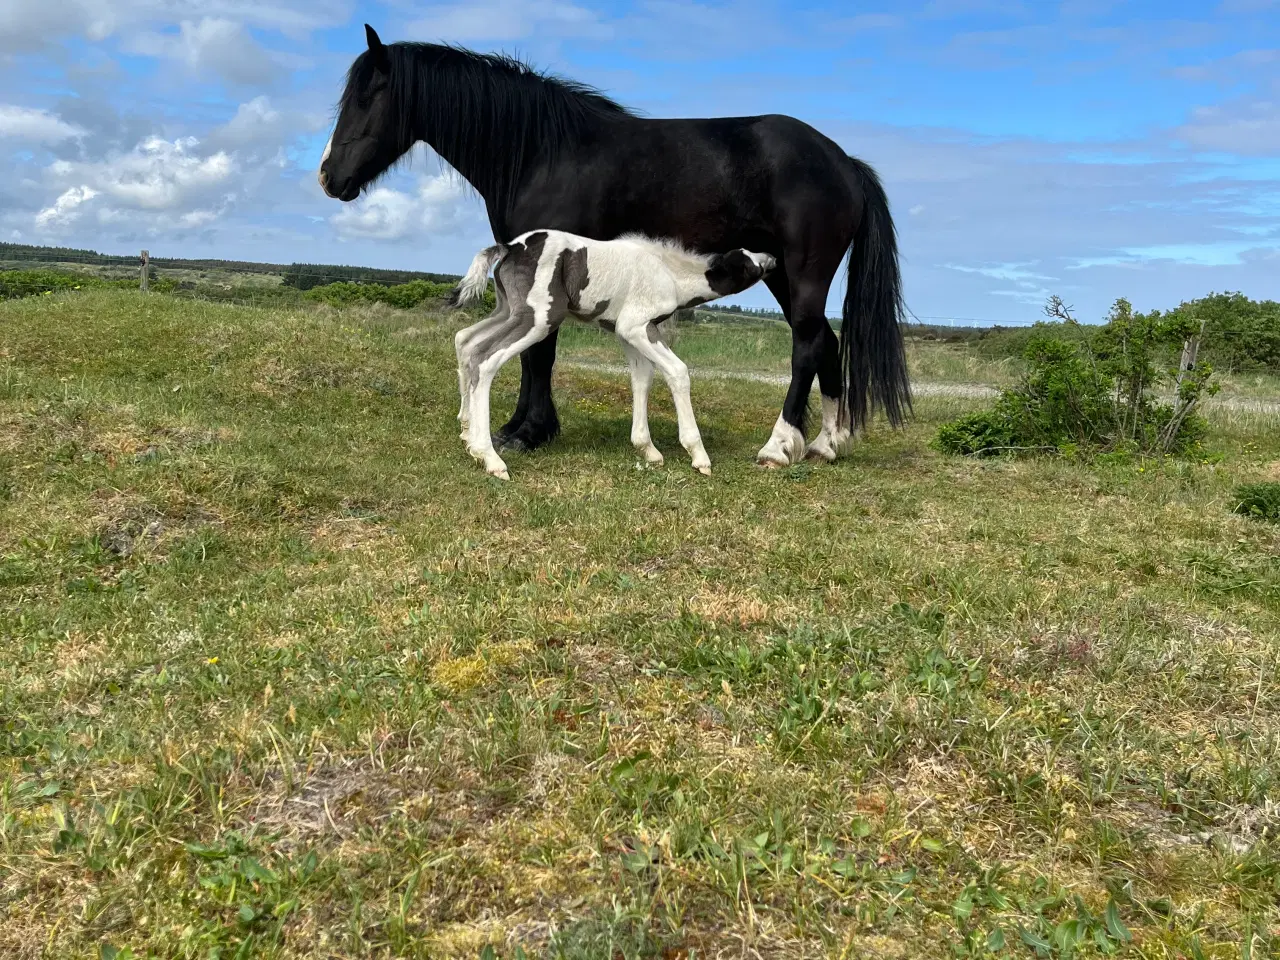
[[756, 238, 846, 466], [619, 340, 663, 466], [757, 274, 834, 467], [804, 324, 851, 462]]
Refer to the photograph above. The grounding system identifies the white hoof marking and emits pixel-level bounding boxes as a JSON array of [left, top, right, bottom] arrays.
[[756, 415, 806, 467]]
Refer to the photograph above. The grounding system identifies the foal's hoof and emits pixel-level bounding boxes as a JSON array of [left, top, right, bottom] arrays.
[[695, 465, 712, 477], [756, 457, 788, 469], [488, 467, 510, 481]]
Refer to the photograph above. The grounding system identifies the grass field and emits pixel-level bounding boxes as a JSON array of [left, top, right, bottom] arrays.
[[2, 290, 1279, 959]]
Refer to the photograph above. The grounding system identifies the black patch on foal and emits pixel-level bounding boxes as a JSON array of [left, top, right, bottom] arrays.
[[646, 311, 675, 343]]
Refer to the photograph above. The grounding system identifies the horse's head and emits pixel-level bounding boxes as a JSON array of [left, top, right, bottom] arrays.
[[318, 25, 409, 202], [705, 249, 777, 296]]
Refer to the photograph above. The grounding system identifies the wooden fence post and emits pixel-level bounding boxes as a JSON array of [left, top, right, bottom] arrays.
[[1175, 318, 1205, 396], [140, 250, 150, 293]]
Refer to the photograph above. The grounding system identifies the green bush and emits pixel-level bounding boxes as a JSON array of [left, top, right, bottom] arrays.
[[935, 298, 1216, 459], [302, 278, 494, 312], [302, 279, 459, 309], [1, 269, 87, 299], [1233, 483, 1280, 522], [933, 410, 1016, 457], [0, 269, 178, 300], [281, 262, 459, 291], [1171, 292, 1280, 373]]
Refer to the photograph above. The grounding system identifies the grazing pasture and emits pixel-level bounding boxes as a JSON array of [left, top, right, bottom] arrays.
[[2, 289, 1279, 958]]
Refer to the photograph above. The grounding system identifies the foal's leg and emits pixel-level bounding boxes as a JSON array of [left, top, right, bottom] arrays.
[[619, 340, 663, 466], [616, 315, 711, 475], [454, 308, 510, 436], [466, 311, 557, 479]]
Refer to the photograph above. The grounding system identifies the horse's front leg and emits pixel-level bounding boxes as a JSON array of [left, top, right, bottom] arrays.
[[494, 332, 562, 452]]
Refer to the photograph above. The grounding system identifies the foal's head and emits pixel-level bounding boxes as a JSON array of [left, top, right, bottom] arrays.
[[705, 249, 777, 297], [319, 25, 408, 202]]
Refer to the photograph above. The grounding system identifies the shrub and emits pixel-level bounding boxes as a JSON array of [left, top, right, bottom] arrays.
[[303, 279, 460, 309], [1233, 483, 1280, 523], [0, 269, 178, 299], [281, 262, 459, 291], [934, 297, 1217, 459], [933, 410, 1015, 457], [303, 278, 493, 312], [1, 269, 87, 299], [1173, 292, 1280, 373]]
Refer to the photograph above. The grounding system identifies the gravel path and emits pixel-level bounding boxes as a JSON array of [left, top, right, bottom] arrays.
[[561, 360, 1280, 413]]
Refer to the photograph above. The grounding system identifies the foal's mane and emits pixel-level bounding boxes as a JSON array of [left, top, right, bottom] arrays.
[[343, 42, 634, 210], [615, 232, 713, 269]]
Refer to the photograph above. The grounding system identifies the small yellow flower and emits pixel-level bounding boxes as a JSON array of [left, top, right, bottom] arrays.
[[206, 656, 219, 665]]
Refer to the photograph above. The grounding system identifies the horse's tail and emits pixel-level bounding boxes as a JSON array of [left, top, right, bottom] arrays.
[[450, 243, 506, 306], [840, 156, 911, 430]]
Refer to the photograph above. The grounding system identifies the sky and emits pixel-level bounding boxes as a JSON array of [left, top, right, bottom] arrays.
[[2, 0, 1278, 324]]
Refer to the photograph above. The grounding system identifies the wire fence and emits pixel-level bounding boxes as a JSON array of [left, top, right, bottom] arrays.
[[2, 248, 1275, 349], [0, 247, 1073, 330]]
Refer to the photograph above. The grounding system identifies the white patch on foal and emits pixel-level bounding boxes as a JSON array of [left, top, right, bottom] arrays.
[[805, 394, 853, 462]]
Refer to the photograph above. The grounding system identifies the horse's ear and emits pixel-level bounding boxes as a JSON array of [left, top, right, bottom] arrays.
[[365, 24, 388, 68]]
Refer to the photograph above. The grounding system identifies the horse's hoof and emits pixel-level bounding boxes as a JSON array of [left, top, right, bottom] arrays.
[[495, 434, 531, 453], [756, 457, 787, 469], [696, 465, 712, 476], [488, 468, 510, 481], [804, 443, 837, 463]]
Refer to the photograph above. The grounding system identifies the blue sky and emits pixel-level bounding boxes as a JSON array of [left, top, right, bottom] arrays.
[[2, 0, 1278, 323]]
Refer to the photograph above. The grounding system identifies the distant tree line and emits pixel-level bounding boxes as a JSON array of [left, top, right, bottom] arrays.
[[0, 243, 461, 288]]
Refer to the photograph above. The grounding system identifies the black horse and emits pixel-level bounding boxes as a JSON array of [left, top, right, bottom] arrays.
[[319, 25, 910, 466]]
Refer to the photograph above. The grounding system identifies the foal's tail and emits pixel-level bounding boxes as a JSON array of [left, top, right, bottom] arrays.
[[840, 157, 911, 429], [450, 243, 506, 306]]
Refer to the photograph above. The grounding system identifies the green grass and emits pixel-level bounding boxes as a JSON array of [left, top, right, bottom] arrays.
[[2, 290, 1280, 959]]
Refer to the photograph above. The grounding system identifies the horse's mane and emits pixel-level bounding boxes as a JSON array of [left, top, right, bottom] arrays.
[[342, 42, 634, 210]]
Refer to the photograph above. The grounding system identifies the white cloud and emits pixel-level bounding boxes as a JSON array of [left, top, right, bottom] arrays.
[[0, 0, 350, 53], [127, 18, 283, 85], [33, 135, 240, 233], [0, 105, 84, 142], [329, 175, 476, 241], [35, 185, 97, 227], [206, 95, 322, 151], [90, 137, 235, 209], [406, 0, 610, 43], [1177, 100, 1280, 156]]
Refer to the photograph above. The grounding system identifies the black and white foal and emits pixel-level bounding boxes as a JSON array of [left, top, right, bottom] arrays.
[[452, 230, 775, 480]]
